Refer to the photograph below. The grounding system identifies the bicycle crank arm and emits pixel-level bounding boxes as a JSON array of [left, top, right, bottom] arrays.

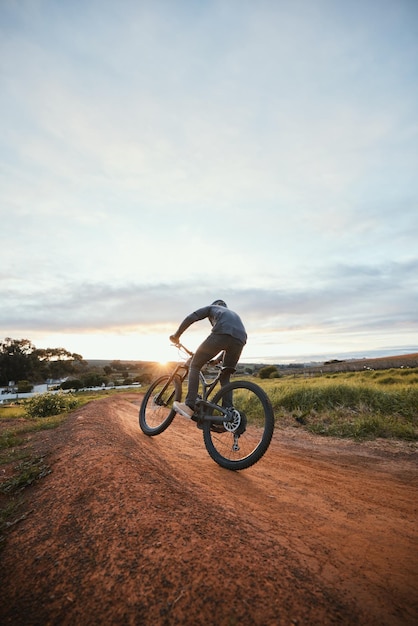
[[200, 414, 231, 424]]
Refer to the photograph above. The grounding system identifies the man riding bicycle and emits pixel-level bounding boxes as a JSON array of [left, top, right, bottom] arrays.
[[170, 300, 247, 419]]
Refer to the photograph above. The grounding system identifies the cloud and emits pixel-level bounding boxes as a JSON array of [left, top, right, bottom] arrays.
[[1, 257, 416, 338]]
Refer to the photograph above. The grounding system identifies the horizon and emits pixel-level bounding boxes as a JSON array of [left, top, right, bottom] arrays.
[[3, 331, 416, 368], [83, 345, 418, 366]]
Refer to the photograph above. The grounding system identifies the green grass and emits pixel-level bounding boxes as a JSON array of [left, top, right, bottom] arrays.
[[0, 405, 25, 419], [256, 368, 418, 441], [0, 456, 51, 494], [0, 414, 69, 461], [0, 430, 25, 453]]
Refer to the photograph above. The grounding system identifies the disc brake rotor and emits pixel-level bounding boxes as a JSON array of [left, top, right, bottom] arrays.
[[223, 408, 242, 433]]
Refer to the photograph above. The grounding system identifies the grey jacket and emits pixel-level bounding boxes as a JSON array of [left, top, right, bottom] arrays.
[[174, 305, 247, 345]]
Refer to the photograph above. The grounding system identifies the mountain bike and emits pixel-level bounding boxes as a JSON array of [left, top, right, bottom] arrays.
[[139, 342, 274, 470]]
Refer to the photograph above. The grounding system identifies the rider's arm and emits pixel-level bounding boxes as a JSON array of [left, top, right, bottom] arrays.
[[170, 306, 211, 342]]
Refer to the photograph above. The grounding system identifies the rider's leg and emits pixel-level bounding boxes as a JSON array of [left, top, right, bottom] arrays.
[[219, 337, 245, 386], [219, 336, 245, 406], [185, 334, 227, 409]]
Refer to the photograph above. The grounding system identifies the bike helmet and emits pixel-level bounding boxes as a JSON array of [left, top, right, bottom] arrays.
[[211, 299, 227, 307]]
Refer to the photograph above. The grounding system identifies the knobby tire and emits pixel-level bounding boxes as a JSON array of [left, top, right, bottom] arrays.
[[202, 380, 274, 470], [139, 375, 182, 436]]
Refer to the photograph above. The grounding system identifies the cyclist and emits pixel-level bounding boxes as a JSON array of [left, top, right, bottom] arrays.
[[170, 299, 247, 418]]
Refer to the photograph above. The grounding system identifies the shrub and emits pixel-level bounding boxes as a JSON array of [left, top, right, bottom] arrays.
[[258, 365, 279, 379], [60, 378, 83, 391], [17, 380, 33, 393], [81, 372, 107, 387], [25, 392, 78, 418]]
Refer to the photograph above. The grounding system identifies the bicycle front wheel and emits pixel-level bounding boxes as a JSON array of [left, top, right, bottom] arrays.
[[139, 375, 181, 436], [203, 380, 274, 470]]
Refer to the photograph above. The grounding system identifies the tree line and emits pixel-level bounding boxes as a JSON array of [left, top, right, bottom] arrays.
[[0, 337, 158, 391], [0, 337, 86, 386]]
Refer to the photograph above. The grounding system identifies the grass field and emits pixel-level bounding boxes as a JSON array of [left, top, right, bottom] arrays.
[[258, 367, 418, 440], [1, 368, 417, 447]]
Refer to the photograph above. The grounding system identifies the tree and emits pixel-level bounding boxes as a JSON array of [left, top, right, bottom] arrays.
[[0, 338, 38, 385], [34, 347, 85, 379], [0, 337, 87, 385]]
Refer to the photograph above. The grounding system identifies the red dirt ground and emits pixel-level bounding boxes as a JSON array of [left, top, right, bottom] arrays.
[[0, 393, 417, 625]]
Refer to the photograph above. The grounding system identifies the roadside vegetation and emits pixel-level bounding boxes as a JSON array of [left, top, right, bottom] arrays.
[[257, 367, 418, 441]]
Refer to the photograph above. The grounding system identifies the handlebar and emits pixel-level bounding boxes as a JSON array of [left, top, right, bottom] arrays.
[[170, 340, 194, 357]]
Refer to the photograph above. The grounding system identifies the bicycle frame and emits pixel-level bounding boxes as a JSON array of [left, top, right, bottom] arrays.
[[167, 343, 234, 424]]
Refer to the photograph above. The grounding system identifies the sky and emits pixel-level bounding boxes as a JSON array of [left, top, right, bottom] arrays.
[[1, 0, 417, 364]]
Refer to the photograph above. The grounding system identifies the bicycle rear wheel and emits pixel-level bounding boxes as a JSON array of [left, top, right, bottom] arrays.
[[139, 375, 181, 436], [203, 380, 274, 470]]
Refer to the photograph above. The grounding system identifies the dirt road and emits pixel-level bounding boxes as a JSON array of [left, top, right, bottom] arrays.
[[1, 394, 417, 625]]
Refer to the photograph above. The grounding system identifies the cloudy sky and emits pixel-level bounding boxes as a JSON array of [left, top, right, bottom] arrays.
[[1, 0, 417, 364]]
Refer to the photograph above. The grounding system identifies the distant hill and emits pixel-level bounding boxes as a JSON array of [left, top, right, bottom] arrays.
[[87, 353, 418, 374], [316, 352, 418, 372], [86, 359, 162, 368]]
